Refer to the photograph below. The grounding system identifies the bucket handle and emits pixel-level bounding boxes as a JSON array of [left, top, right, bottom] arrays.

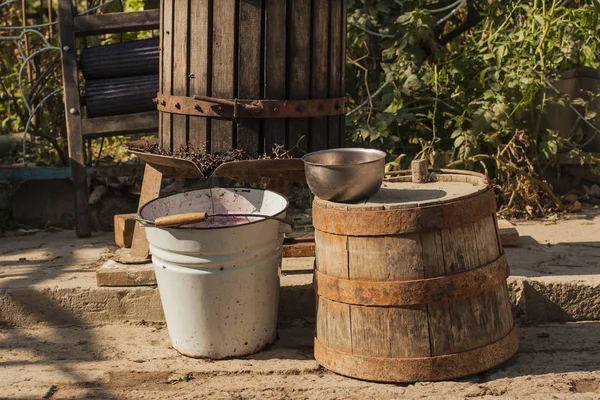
[[138, 212, 293, 229]]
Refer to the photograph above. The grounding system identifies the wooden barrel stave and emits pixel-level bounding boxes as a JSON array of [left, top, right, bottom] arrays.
[[314, 172, 517, 382]]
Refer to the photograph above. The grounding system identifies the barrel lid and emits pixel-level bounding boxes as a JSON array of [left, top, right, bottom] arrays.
[[314, 169, 490, 211]]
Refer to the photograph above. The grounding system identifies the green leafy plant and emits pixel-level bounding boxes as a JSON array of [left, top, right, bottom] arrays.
[[346, 0, 600, 217]]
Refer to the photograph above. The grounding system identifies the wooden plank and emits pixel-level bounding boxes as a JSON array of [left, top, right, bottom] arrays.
[[498, 219, 520, 247], [211, 0, 236, 152], [445, 218, 513, 353], [340, 0, 347, 146], [421, 230, 453, 356], [57, 0, 91, 238], [114, 213, 137, 248], [351, 306, 390, 357], [130, 164, 163, 259], [441, 224, 480, 275], [158, 1, 164, 151], [82, 111, 158, 137], [328, 0, 343, 148], [314, 230, 348, 278], [322, 297, 352, 353], [73, 9, 160, 36], [171, 0, 189, 151], [236, 0, 263, 157], [263, 0, 286, 156], [389, 305, 430, 357], [188, 0, 210, 153], [287, 0, 311, 155], [316, 296, 329, 346], [309, 0, 329, 152], [348, 234, 423, 281], [160, 0, 174, 150], [282, 241, 315, 258]]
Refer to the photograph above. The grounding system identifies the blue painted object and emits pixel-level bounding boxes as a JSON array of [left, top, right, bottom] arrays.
[[0, 167, 97, 181]]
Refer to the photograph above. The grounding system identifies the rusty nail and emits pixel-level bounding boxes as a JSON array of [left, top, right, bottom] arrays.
[[273, 107, 279, 112], [161, 100, 166, 106], [175, 103, 181, 109], [69, 108, 78, 115], [218, 106, 223, 111], [189, 73, 195, 79], [296, 105, 304, 112], [318, 104, 325, 111], [194, 104, 203, 113]]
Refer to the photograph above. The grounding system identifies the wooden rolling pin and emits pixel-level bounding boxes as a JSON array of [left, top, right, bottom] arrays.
[[155, 212, 208, 227]]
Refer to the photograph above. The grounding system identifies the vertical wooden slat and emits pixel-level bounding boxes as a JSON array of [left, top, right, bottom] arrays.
[[188, 0, 210, 153], [172, 0, 190, 151], [160, 0, 174, 151], [58, 0, 91, 237], [309, 0, 329, 151], [264, 0, 286, 155], [340, 0, 347, 146], [347, 234, 429, 358], [327, 0, 342, 148], [444, 218, 513, 353], [323, 297, 352, 353], [314, 230, 348, 278], [211, 0, 236, 152], [351, 307, 390, 357], [422, 230, 454, 356], [389, 305, 430, 358], [158, 0, 164, 152], [287, 0, 311, 155], [237, 0, 262, 157]]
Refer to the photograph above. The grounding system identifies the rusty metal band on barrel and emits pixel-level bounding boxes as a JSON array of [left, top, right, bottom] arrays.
[[312, 188, 496, 236], [314, 326, 518, 382], [314, 254, 509, 306], [155, 93, 347, 119]]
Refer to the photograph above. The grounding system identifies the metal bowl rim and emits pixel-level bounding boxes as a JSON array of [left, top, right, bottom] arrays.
[[302, 148, 387, 167]]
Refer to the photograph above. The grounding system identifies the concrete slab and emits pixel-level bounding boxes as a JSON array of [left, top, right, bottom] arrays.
[[0, 322, 599, 399], [1, 210, 599, 326]]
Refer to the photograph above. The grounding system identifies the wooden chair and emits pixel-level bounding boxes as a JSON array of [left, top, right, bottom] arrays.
[[57, 0, 160, 237]]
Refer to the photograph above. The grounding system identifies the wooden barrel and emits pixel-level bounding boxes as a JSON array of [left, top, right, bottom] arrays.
[[158, 0, 347, 157], [312, 169, 518, 382]]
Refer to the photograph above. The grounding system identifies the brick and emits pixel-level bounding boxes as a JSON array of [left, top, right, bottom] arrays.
[[114, 213, 137, 248], [96, 259, 156, 287]]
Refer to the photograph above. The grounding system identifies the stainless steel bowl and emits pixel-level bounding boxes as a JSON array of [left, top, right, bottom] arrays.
[[302, 148, 386, 203]]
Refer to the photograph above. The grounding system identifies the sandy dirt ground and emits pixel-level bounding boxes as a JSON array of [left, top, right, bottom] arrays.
[[1, 321, 600, 399]]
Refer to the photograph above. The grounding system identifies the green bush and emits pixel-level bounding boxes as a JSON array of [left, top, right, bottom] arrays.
[[346, 0, 600, 216]]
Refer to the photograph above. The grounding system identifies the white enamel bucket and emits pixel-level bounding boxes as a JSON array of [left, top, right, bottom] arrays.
[[139, 187, 288, 358]]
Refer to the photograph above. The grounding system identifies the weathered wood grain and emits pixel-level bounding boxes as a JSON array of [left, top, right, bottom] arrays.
[[287, 0, 311, 155], [57, 0, 91, 238], [188, 0, 210, 152], [211, 0, 236, 152], [160, 0, 174, 150], [263, 0, 286, 155], [171, 0, 189, 151], [328, 0, 343, 148], [237, 0, 263, 157], [309, 0, 329, 152]]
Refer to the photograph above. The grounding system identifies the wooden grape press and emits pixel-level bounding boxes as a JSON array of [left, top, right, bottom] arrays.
[[116, 0, 348, 262]]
